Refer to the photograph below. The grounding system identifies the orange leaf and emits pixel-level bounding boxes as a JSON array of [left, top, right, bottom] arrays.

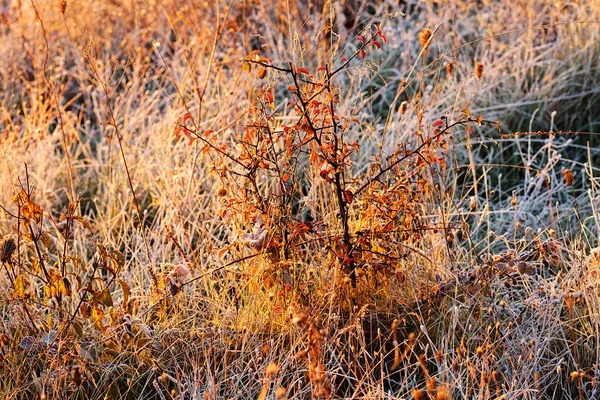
[[246, 49, 260, 60], [217, 247, 228, 259], [309, 150, 319, 164], [286, 136, 292, 154], [317, 66, 327, 72], [296, 67, 309, 75], [257, 67, 267, 79], [343, 190, 354, 204]]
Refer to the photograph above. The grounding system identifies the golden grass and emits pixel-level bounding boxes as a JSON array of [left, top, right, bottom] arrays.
[[0, 0, 600, 399]]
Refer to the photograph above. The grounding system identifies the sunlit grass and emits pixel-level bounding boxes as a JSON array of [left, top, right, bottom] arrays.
[[0, 1, 599, 399]]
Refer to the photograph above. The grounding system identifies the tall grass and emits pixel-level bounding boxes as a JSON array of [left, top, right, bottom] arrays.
[[0, 0, 599, 399]]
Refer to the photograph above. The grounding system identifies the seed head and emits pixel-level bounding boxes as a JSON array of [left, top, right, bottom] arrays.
[[469, 196, 477, 210], [400, 101, 408, 115], [0, 236, 16, 263], [265, 363, 279, 379], [418, 28, 432, 49], [563, 169, 574, 186], [59, 0, 67, 14], [475, 62, 484, 80], [446, 62, 454, 75], [412, 389, 427, 400], [476, 346, 484, 357], [436, 387, 449, 400], [275, 387, 287, 400]]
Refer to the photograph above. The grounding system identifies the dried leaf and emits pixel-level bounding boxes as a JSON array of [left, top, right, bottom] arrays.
[[117, 279, 130, 304], [19, 336, 36, 351], [257, 67, 266, 79], [60, 277, 72, 296], [92, 306, 105, 332], [343, 190, 354, 204], [73, 320, 84, 337], [80, 302, 90, 319], [41, 330, 57, 346], [246, 49, 260, 60], [101, 287, 113, 307], [14, 274, 28, 298], [106, 247, 124, 273]]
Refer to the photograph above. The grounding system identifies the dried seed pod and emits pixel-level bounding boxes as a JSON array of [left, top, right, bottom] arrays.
[[419, 28, 432, 49], [400, 101, 408, 115], [0, 236, 16, 263], [563, 169, 574, 186], [275, 387, 287, 400], [475, 62, 484, 80], [412, 389, 427, 400], [469, 196, 477, 210], [446, 62, 454, 75], [160, 372, 169, 387], [436, 387, 449, 400], [476, 346, 484, 357], [510, 194, 517, 207], [265, 363, 279, 379]]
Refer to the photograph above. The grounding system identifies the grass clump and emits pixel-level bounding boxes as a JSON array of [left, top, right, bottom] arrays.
[[0, 0, 599, 399]]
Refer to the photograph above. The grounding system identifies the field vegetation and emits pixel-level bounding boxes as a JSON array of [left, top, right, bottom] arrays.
[[1, 0, 600, 398]]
